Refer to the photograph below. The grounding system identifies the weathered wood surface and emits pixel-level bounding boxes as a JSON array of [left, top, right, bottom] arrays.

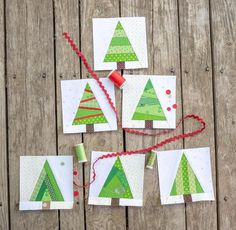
[[0, 0, 235, 229], [6, 0, 58, 229], [54, 1, 85, 229], [81, 1, 126, 229], [178, 0, 218, 229], [210, 0, 236, 229], [121, 0, 185, 229], [0, 0, 9, 229]]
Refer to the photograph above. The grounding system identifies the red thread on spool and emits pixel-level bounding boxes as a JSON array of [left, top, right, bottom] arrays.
[[107, 70, 126, 89]]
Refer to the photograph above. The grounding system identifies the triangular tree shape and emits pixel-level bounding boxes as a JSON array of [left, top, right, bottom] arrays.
[[170, 153, 204, 202], [104, 21, 138, 70], [72, 83, 108, 129], [99, 157, 133, 199], [30, 160, 64, 201], [132, 79, 167, 124]]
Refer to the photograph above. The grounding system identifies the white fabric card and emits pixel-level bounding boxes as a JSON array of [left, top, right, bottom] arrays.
[[61, 78, 117, 133], [20, 156, 73, 210], [157, 147, 215, 205], [122, 75, 176, 129], [88, 151, 145, 207], [93, 17, 148, 70]]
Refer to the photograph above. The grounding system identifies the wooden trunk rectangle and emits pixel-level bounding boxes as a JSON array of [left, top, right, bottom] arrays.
[[145, 120, 153, 129], [117, 62, 125, 70], [183, 194, 192, 203], [111, 198, 120, 206], [86, 124, 94, 132]]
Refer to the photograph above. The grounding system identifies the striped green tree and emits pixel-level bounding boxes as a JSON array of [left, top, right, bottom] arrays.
[[132, 79, 166, 128], [30, 160, 64, 202], [170, 153, 204, 202], [104, 21, 138, 70], [72, 83, 108, 132], [99, 157, 133, 205]]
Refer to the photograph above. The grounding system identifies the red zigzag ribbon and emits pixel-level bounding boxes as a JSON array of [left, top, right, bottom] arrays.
[[63, 32, 206, 188]]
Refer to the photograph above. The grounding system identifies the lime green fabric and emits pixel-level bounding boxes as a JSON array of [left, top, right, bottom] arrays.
[[99, 157, 133, 199], [170, 154, 204, 196], [72, 83, 108, 125], [104, 21, 138, 63], [30, 160, 64, 201], [132, 79, 167, 121]]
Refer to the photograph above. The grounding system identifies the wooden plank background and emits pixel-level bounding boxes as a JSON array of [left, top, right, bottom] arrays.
[[0, 0, 235, 229]]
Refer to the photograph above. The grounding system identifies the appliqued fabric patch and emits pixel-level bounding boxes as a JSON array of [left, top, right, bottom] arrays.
[[20, 156, 73, 210], [61, 78, 117, 134], [30, 160, 64, 202], [132, 79, 167, 121], [88, 151, 145, 207], [99, 157, 133, 199], [72, 83, 108, 126], [103, 21, 139, 64], [156, 147, 215, 205], [93, 17, 148, 70], [122, 75, 176, 129], [170, 154, 204, 197]]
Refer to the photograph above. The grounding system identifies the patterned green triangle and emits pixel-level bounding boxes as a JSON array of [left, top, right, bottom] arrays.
[[170, 153, 204, 196], [41, 188, 52, 201], [132, 79, 167, 121], [104, 21, 138, 63], [30, 160, 64, 201], [72, 83, 108, 126], [99, 157, 133, 199]]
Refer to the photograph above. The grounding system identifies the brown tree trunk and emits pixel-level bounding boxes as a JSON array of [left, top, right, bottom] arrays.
[[42, 201, 51, 209], [183, 194, 192, 203], [117, 62, 125, 70], [145, 120, 153, 129], [86, 124, 94, 132], [111, 198, 120, 206]]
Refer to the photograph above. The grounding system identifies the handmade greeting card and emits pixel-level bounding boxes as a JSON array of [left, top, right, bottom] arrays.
[[157, 147, 215, 205], [122, 75, 176, 129], [20, 156, 73, 210], [61, 78, 117, 133], [88, 151, 145, 206], [93, 17, 148, 70]]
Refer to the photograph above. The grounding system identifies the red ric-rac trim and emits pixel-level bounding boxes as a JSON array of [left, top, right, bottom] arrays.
[[79, 106, 101, 111], [73, 113, 104, 120], [63, 32, 207, 188], [80, 97, 96, 103]]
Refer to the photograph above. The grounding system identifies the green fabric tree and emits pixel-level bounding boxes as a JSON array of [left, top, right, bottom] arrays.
[[99, 157, 133, 199], [104, 21, 138, 69], [170, 153, 204, 202], [72, 83, 108, 126], [132, 79, 167, 121], [30, 160, 64, 201]]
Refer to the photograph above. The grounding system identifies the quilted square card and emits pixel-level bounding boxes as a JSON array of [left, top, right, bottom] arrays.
[[93, 17, 148, 70], [122, 75, 176, 129], [20, 156, 73, 210], [61, 78, 117, 133], [157, 147, 215, 205], [88, 151, 145, 206]]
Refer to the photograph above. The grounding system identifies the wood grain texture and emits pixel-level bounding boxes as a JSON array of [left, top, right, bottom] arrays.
[[152, 0, 185, 228], [1, 0, 235, 229], [6, 0, 58, 229], [80, 0, 126, 229], [121, 0, 185, 229], [210, 0, 236, 229], [54, 0, 85, 229], [0, 0, 9, 229], [178, 0, 217, 229]]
